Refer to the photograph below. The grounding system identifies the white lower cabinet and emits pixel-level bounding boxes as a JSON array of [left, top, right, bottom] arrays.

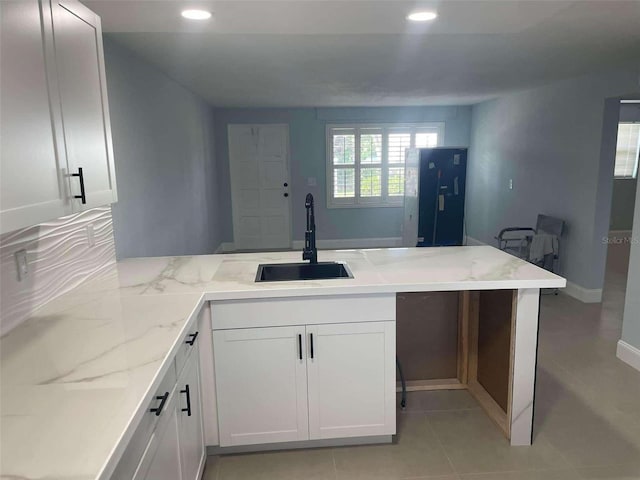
[[134, 395, 182, 480], [213, 321, 396, 447], [112, 331, 205, 480], [307, 322, 396, 439], [213, 326, 309, 446], [177, 344, 206, 480]]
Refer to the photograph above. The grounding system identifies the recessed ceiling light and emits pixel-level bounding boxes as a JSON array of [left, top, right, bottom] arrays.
[[407, 11, 438, 22], [181, 9, 212, 20]]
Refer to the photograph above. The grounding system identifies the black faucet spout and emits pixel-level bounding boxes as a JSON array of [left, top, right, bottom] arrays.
[[303, 193, 318, 264]]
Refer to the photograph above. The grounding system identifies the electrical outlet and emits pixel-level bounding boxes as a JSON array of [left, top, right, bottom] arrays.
[[15, 249, 28, 281], [86, 223, 95, 247]]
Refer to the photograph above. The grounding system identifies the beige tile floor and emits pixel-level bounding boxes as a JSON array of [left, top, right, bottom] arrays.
[[203, 242, 640, 480]]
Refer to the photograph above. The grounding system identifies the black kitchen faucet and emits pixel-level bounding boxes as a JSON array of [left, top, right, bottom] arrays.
[[302, 193, 318, 264]]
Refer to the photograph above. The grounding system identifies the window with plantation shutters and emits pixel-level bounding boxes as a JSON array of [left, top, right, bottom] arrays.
[[327, 123, 444, 207], [614, 123, 640, 179]]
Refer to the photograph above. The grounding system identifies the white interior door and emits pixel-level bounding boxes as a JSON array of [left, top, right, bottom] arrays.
[[229, 124, 291, 250], [306, 321, 396, 440], [213, 326, 309, 446]]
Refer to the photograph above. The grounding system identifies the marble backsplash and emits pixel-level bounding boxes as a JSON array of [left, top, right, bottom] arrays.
[[0, 206, 116, 335]]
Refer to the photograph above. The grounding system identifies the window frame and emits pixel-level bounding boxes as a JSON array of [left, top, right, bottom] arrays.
[[614, 122, 640, 179], [326, 122, 445, 208]]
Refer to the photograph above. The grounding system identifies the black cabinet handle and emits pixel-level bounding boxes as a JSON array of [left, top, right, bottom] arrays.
[[310, 333, 314, 359], [71, 167, 86, 204], [298, 334, 302, 360], [284, 182, 288, 187], [185, 331, 199, 346], [180, 384, 192, 416], [284, 193, 289, 197], [149, 392, 169, 416]]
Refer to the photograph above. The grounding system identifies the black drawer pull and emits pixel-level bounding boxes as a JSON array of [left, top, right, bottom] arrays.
[[150, 392, 169, 416], [185, 331, 199, 346], [71, 167, 87, 204], [298, 334, 302, 360], [310, 333, 314, 359], [180, 384, 192, 416]]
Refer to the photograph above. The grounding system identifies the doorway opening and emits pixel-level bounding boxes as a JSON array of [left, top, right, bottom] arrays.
[[605, 100, 640, 311]]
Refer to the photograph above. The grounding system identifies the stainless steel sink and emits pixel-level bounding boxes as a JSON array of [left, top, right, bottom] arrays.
[[255, 262, 353, 282]]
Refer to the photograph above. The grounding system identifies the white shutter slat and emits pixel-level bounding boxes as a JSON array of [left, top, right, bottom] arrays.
[[615, 123, 640, 178]]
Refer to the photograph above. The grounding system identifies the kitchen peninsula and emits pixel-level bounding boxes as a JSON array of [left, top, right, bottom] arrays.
[[0, 246, 565, 480]]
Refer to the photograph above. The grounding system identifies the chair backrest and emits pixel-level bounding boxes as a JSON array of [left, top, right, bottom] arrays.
[[536, 214, 564, 236]]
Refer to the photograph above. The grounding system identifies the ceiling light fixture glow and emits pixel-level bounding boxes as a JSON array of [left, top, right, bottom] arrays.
[[181, 9, 212, 20], [407, 11, 438, 22]]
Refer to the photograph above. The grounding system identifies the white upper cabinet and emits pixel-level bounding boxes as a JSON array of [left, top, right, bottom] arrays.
[[0, 0, 71, 233], [0, 0, 117, 234], [50, 0, 117, 211]]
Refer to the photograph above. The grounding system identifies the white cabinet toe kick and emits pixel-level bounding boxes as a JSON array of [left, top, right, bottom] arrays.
[[206, 289, 541, 452]]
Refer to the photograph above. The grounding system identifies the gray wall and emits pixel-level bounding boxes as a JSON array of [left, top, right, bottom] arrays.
[[622, 178, 640, 351], [611, 180, 637, 230], [610, 104, 640, 231], [213, 106, 472, 243], [466, 69, 640, 291], [104, 38, 222, 258]]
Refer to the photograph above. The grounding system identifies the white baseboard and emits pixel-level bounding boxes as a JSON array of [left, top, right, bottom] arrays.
[[292, 237, 404, 250], [617, 340, 640, 372], [465, 236, 487, 246], [561, 281, 603, 303]]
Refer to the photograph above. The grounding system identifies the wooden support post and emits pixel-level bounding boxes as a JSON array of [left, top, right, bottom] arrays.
[[457, 291, 470, 385]]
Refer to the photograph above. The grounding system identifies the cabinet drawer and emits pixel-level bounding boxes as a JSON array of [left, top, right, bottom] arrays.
[[110, 364, 177, 479], [211, 294, 395, 330], [175, 327, 200, 376]]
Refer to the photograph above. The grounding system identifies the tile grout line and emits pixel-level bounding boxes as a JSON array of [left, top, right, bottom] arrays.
[[331, 448, 338, 480], [423, 412, 459, 478]]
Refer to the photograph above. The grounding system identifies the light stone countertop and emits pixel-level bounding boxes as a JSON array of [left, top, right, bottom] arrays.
[[0, 246, 565, 480]]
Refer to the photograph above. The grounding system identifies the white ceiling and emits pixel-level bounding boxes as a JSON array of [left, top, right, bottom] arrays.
[[85, 0, 640, 107]]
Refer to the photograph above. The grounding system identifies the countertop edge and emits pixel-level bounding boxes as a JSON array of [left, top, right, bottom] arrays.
[[94, 295, 206, 480]]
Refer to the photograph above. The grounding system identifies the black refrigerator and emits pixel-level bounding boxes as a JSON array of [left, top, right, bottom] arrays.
[[403, 147, 468, 247]]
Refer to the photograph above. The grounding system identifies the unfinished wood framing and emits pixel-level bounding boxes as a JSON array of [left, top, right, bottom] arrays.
[[396, 292, 459, 381], [396, 289, 518, 441], [396, 378, 464, 392], [466, 290, 516, 438], [457, 291, 470, 385]]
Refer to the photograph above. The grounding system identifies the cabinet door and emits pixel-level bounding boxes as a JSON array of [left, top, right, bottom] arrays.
[[177, 346, 205, 480], [133, 393, 183, 480], [0, 0, 70, 234], [213, 326, 309, 446], [50, 0, 117, 211], [307, 321, 396, 439]]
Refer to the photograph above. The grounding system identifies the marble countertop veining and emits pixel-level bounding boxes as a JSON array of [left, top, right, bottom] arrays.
[[0, 246, 565, 480]]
